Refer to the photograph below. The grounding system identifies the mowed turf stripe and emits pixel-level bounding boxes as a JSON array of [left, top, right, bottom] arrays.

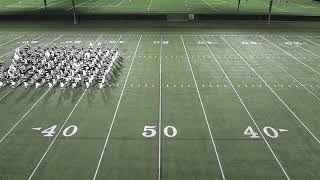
[[198, 35, 289, 179], [181, 35, 225, 180]]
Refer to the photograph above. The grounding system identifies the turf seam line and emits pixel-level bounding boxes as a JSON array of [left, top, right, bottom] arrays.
[[259, 35, 320, 75], [223, 34, 320, 150], [202, 35, 290, 180], [280, 36, 320, 58], [92, 35, 142, 180], [0, 88, 51, 144], [157, 35, 163, 180], [242, 35, 320, 103], [181, 35, 226, 180]]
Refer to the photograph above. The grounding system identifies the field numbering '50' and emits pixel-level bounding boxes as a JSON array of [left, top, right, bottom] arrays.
[[142, 125, 177, 138], [32, 125, 78, 137], [244, 126, 288, 139]]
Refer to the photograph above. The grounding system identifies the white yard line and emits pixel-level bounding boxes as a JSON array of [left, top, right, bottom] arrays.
[[66, 0, 95, 10], [147, 0, 153, 11], [33, 0, 65, 11], [202, 35, 290, 179], [157, 35, 163, 180], [0, 88, 51, 144], [0, 35, 45, 59], [299, 36, 320, 47], [259, 35, 320, 75], [92, 35, 142, 180], [0, 35, 24, 47], [27, 88, 88, 180], [280, 36, 320, 59], [244, 36, 320, 103], [116, 0, 127, 7], [201, 0, 218, 12], [0, 88, 14, 102], [221, 35, 320, 145], [181, 35, 225, 180]]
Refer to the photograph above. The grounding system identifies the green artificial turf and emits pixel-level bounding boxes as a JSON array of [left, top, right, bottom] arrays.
[[0, 21, 320, 179], [0, 0, 320, 15]]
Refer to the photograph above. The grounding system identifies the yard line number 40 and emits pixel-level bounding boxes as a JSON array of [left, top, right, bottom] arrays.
[[244, 126, 288, 139], [142, 125, 177, 138]]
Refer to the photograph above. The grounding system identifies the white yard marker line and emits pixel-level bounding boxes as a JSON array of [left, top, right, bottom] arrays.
[[280, 36, 320, 59], [299, 36, 320, 47], [66, 0, 95, 10], [0, 35, 24, 47], [116, 0, 127, 7], [221, 35, 320, 145], [0, 88, 51, 144], [157, 35, 163, 180], [202, 35, 290, 180], [147, 0, 153, 11], [181, 35, 225, 180], [33, 0, 65, 11], [27, 88, 87, 180], [244, 36, 320, 103], [0, 88, 14, 102], [92, 35, 142, 180], [0, 35, 45, 59], [259, 36, 320, 75], [201, 0, 218, 12]]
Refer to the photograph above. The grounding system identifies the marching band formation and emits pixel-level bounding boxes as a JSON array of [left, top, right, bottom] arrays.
[[0, 43, 120, 89]]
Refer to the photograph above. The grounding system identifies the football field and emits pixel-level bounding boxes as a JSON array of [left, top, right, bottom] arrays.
[[0, 22, 320, 179], [0, 0, 320, 15]]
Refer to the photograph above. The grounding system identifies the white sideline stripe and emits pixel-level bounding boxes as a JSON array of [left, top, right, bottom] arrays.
[[280, 36, 320, 59], [157, 35, 163, 180], [0, 88, 51, 144], [92, 35, 142, 180], [147, 0, 153, 11], [0, 35, 45, 59], [221, 35, 320, 145], [0, 88, 14, 102], [0, 35, 24, 47], [201, 0, 218, 12], [33, 0, 65, 11], [116, 0, 127, 7], [259, 36, 320, 75], [203, 35, 290, 179], [27, 88, 87, 180], [299, 36, 320, 47], [181, 35, 225, 180], [245, 36, 320, 103]]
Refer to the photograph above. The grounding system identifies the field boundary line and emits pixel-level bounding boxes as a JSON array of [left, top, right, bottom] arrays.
[[201, 0, 218, 12], [0, 88, 51, 144], [259, 35, 320, 75], [27, 88, 87, 180], [0, 35, 24, 47], [92, 35, 142, 180], [0, 88, 14, 102], [147, 0, 153, 11], [280, 36, 320, 59], [66, 0, 95, 10], [157, 35, 163, 180], [243, 36, 320, 103], [181, 35, 225, 180], [202, 35, 290, 179], [221, 35, 320, 145], [299, 36, 320, 47]]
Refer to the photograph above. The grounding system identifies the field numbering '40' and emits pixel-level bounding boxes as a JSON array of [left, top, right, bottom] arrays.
[[32, 125, 78, 137], [244, 126, 288, 139], [142, 125, 177, 138]]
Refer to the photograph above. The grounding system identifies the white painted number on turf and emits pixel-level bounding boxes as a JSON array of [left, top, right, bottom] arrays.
[[62, 125, 78, 137], [244, 126, 287, 139], [142, 125, 177, 138], [244, 126, 260, 139], [38, 125, 78, 137], [285, 41, 303, 45]]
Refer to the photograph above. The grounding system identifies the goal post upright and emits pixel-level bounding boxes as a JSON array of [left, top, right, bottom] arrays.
[[72, 0, 78, 24], [237, 0, 241, 14], [268, 0, 274, 23]]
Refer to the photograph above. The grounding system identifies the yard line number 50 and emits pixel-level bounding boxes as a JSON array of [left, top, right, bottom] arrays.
[[142, 125, 177, 138]]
